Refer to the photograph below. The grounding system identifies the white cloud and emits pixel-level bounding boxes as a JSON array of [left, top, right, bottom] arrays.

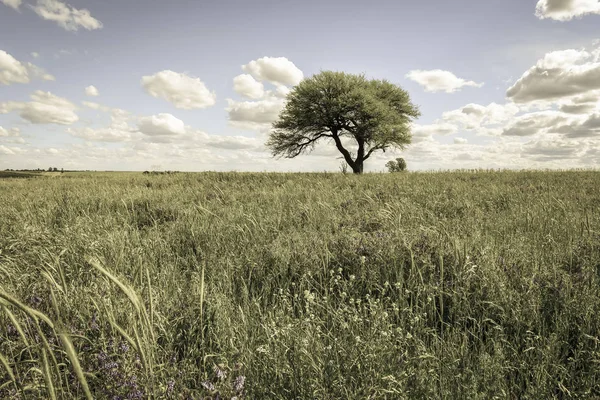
[[411, 122, 458, 142], [82, 101, 110, 112], [1, 0, 22, 10], [501, 111, 573, 136], [242, 57, 304, 86], [405, 69, 484, 93], [552, 113, 600, 138], [67, 126, 137, 142], [0, 126, 20, 137], [0, 145, 16, 155], [226, 96, 286, 128], [186, 130, 262, 151], [29, 0, 103, 31], [442, 102, 520, 131], [1, 90, 78, 125], [141, 70, 216, 110], [233, 74, 265, 99], [0, 49, 55, 85], [523, 136, 587, 161], [507, 48, 600, 103], [535, 0, 600, 21], [454, 137, 468, 144], [31, 52, 39, 58], [138, 113, 186, 136], [67, 108, 137, 142], [85, 85, 99, 97]]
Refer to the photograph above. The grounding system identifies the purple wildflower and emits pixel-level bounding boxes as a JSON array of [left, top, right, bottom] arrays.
[[119, 342, 130, 353], [234, 375, 246, 393], [214, 365, 227, 380], [166, 380, 175, 396]]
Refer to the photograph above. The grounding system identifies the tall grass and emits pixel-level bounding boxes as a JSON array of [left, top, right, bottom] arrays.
[[1, 170, 600, 398]]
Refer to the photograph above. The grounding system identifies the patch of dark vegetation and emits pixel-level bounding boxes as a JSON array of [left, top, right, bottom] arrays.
[[0, 170, 41, 178]]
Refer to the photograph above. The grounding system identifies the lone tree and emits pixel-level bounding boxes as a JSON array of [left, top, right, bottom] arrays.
[[386, 157, 407, 172], [267, 71, 420, 174]]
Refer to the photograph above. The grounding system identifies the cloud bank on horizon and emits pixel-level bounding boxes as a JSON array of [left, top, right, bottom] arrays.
[[0, 0, 599, 171]]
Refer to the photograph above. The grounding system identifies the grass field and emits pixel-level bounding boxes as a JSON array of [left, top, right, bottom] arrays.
[[1, 170, 600, 399]]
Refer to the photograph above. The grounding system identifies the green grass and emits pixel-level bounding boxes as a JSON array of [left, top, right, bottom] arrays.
[[1, 170, 600, 399]]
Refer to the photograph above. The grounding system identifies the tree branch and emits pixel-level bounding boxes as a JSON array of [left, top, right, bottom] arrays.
[[286, 132, 332, 157], [331, 130, 356, 169], [363, 144, 385, 161]]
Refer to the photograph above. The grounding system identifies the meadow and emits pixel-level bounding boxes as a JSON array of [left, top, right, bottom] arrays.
[[1, 170, 599, 399]]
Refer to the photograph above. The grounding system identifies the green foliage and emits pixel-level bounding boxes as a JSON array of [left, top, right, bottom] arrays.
[[267, 71, 420, 174], [386, 157, 408, 172], [1, 170, 600, 398]]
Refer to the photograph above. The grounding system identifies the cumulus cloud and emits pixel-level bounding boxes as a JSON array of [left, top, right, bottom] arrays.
[[226, 96, 286, 128], [85, 85, 99, 96], [233, 74, 265, 99], [507, 48, 600, 103], [558, 91, 600, 114], [552, 113, 600, 138], [454, 137, 468, 144], [1, 91, 78, 125], [187, 130, 262, 151], [0, 126, 20, 137], [1, 0, 22, 10], [411, 122, 458, 140], [535, 0, 600, 21], [242, 57, 304, 86], [82, 101, 110, 112], [405, 69, 484, 93], [29, 0, 103, 31], [0, 49, 55, 85], [142, 70, 216, 110], [501, 111, 573, 136], [138, 113, 186, 136], [0, 145, 17, 155], [67, 108, 138, 142], [442, 102, 520, 131], [523, 137, 586, 161]]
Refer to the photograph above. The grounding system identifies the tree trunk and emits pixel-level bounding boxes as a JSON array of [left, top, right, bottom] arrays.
[[352, 160, 364, 174], [353, 139, 365, 174]]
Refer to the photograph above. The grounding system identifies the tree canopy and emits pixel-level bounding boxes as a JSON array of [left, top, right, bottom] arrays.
[[266, 71, 420, 174]]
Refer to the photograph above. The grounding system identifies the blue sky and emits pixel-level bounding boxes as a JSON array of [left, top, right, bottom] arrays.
[[1, 0, 600, 171]]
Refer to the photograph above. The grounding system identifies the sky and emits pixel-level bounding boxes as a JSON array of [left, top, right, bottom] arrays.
[[1, 0, 600, 172]]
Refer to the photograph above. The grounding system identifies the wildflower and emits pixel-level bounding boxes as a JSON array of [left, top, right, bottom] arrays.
[[30, 295, 42, 307], [233, 375, 246, 393], [127, 389, 143, 400], [97, 351, 108, 362], [119, 342, 130, 353], [166, 380, 175, 396], [214, 365, 227, 380], [90, 313, 99, 331]]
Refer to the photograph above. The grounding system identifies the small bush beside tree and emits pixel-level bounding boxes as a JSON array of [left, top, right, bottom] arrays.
[[386, 157, 407, 172]]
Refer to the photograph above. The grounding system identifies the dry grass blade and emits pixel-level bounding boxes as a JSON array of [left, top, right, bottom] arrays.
[[88, 257, 141, 314], [40, 348, 57, 400], [0, 289, 54, 329], [0, 353, 16, 385], [2, 305, 29, 346], [58, 332, 93, 400]]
